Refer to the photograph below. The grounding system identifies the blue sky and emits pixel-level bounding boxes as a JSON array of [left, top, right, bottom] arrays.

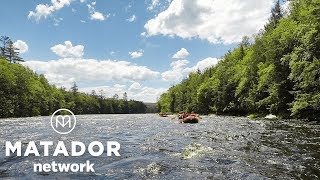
[[0, 0, 285, 102]]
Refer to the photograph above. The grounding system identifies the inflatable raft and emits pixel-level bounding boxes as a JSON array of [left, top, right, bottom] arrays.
[[159, 113, 168, 117], [180, 117, 199, 123]]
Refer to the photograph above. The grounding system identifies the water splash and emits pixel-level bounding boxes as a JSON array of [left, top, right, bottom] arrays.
[[181, 143, 213, 159]]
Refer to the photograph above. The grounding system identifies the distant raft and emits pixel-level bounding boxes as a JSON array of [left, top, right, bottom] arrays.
[[180, 117, 199, 124], [159, 113, 168, 117]]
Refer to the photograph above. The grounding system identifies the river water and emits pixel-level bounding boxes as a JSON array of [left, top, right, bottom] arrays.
[[0, 114, 319, 179]]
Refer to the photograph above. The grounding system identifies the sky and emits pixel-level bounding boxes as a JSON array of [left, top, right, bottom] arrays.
[[0, 0, 288, 102]]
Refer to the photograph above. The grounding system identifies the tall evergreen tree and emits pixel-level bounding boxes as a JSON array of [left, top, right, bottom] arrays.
[[5, 40, 24, 63], [123, 92, 129, 113], [0, 36, 10, 59], [71, 82, 78, 95], [0, 36, 24, 63], [265, 0, 283, 31]]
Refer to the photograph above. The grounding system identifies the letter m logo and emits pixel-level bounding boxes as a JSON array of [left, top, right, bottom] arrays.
[[55, 115, 72, 128]]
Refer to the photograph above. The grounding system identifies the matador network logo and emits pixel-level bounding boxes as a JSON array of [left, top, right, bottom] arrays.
[[51, 108, 77, 134], [5, 108, 121, 173]]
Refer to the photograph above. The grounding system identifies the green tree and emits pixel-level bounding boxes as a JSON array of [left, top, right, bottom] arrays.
[[265, 0, 283, 31], [0, 36, 10, 59], [122, 92, 129, 113]]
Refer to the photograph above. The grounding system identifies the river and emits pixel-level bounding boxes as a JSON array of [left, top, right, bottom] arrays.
[[0, 114, 319, 179]]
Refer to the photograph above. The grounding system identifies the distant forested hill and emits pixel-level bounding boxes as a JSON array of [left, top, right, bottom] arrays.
[[0, 58, 147, 118], [158, 0, 320, 120]]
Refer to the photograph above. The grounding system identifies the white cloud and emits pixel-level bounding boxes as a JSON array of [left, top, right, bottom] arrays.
[[87, 4, 108, 21], [183, 57, 220, 73], [51, 41, 84, 58], [127, 15, 136, 22], [80, 85, 126, 97], [147, 0, 160, 10], [28, 0, 72, 21], [172, 48, 189, 59], [13, 40, 29, 54], [80, 0, 87, 3], [147, 0, 172, 11], [161, 59, 189, 82], [161, 70, 183, 82], [129, 82, 141, 91], [130, 86, 167, 102], [22, 58, 160, 88], [162, 57, 219, 82], [171, 59, 189, 69], [79, 84, 167, 102], [91, 11, 106, 21], [129, 50, 144, 59], [114, 84, 126, 89], [144, 0, 274, 44], [140, 32, 147, 37]]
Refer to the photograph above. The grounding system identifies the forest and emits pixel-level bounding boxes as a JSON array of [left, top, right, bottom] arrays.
[[0, 48, 147, 118], [157, 0, 320, 120]]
